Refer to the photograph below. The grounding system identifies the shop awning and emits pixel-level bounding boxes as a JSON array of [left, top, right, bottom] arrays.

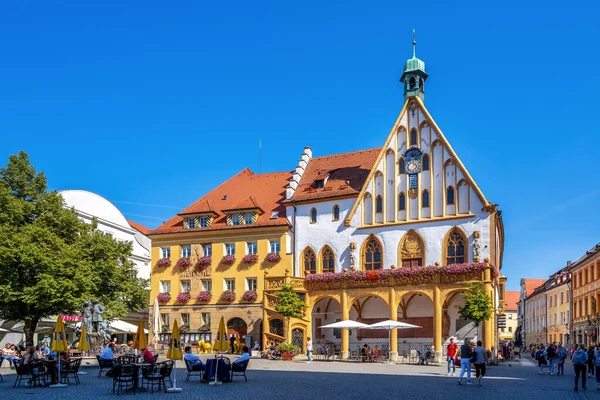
[[110, 320, 148, 334]]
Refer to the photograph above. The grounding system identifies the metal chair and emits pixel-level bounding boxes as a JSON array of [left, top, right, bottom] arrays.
[[29, 360, 49, 387], [118, 355, 137, 364], [141, 362, 164, 393], [184, 358, 204, 382], [112, 363, 137, 395], [61, 358, 82, 384], [13, 360, 32, 387], [230, 359, 249, 382], [96, 355, 114, 377]]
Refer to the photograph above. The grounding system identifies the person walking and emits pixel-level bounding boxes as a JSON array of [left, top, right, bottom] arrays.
[[458, 339, 473, 385], [535, 346, 546, 374], [306, 337, 313, 363], [594, 344, 600, 389], [557, 345, 567, 376], [588, 346, 596, 378], [473, 340, 488, 386], [447, 337, 458, 376], [573, 344, 588, 392], [546, 343, 556, 375]]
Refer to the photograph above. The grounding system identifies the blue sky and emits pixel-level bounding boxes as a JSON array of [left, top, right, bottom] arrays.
[[2, 0, 599, 290]]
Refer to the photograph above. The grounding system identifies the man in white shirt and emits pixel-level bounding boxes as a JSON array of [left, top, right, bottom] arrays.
[[184, 346, 205, 371], [233, 346, 250, 366]]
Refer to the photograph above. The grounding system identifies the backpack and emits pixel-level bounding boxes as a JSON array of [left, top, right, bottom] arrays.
[[574, 350, 587, 366], [535, 350, 544, 361], [546, 347, 555, 358]]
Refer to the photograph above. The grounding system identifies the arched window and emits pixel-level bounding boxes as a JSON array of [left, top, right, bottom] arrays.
[[399, 230, 425, 268], [321, 246, 335, 273], [303, 248, 317, 275], [409, 76, 416, 89], [375, 195, 383, 213], [398, 192, 406, 211], [363, 236, 382, 270], [422, 154, 430, 171], [422, 190, 430, 208], [399, 158, 406, 174], [446, 186, 455, 205], [419, 78, 424, 89], [410, 130, 418, 146], [310, 208, 317, 223], [445, 228, 466, 265], [332, 204, 340, 221]]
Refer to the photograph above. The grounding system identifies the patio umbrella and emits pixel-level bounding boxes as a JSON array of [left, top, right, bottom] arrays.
[[133, 320, 147, 351], [153, 298, 160, 344], [364, 320, 421, 363], [50, 315, 68, 387], [77, 324, 89, 352], [319, 320, 369, 329], [166, 320, 183, 392], [213, 316, 229, 352]]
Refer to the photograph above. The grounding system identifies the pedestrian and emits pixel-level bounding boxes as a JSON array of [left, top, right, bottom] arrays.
[[458, 339, 473, 385], [588, 346, 596, 378], [594, 344, 600, 389], [535, 346, 546, 374], [573, 344, 588, 392], [557, 345, 567, 376], [306, 337, 313, 363], [229, 334, 236, 353], [546, 343, 556, 375], [447, 337, 458, 376], [473, 340, 488, 386]]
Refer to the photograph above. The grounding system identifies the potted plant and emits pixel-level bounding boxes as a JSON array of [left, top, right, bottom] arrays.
[[277, 342, 299, 361], [242, 254, 259, 264], [180, 324, 190, 333], [157, 292, 171, 303], [241, 290, 258, 301], [265, 252, 281, 263], [161, 325, 170, 332], [176, 257, 192, 269], [221, 255, 236, 265], [196, 256, 212, 268], [176, 292, 191, 303], [220, 290, 236, 302], [155, 258, 172, 268], [198, 324, 211, 333], [196, 290, 212, 302]]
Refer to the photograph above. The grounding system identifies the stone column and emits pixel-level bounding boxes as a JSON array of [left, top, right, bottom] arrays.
[[433, 286, 442, 362], [483, 261, 494, 350], [341, 291, 349, 359], [262, 294, 269, 350], [389, 289, 398, 361]]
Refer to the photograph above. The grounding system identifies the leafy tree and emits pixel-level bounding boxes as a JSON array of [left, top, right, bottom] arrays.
[[274, 284, 305, 341], [0, 151, 148, 345], [457, 282, 495, 327]]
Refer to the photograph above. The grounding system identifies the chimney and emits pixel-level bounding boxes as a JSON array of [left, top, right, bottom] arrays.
[[567, 261, 572, 267]]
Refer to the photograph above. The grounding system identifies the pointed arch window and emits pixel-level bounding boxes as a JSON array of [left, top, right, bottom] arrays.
[[399, 230, 424, 268], [398, 192, 406, 211], [321, 246, 335, 273], [410, 129, 418, 146], [445, 228, 466, 265], [422, 154, 430, 171], [399, 158, 406, 174], [375, 195, 383, 213], [303, 248, 317, 276], [446, 186, 455, 205], [409, 76, 416, 89], [422, 190, 430, 208], [332, 204, 340, 221], [363, 236, 382, 270], [310, 207, 318, 223]]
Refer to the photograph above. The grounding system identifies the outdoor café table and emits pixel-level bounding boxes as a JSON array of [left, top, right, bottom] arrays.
[[203, 358, 229, 383], [39, 359, 58, 385], [134, 363, 154, 390]]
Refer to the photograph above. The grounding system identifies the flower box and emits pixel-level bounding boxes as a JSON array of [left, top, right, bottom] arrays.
[[242, 254, 259, 264], [196, 291, 212, 302], [265, 252, 281, 263], [220, 290, 236, 302], [277, 343, 299, 361], [176, 292, 191, 303], [241, 290, 258, 301], [196, 256, 212, 268], [176, 257, 192, 269], [155, 258, 172, 268], [157, 292, 171, 303], [180, 325, 190, 333], [221, 255, 236, 265]]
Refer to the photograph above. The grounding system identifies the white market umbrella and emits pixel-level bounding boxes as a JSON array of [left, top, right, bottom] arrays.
[[364, 320, 421, 363], [153, 298, 160, 345], [319, 320, 369, 329]]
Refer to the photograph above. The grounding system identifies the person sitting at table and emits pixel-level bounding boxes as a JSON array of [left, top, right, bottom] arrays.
[[39, 344, 51, 358], [2, 344, 17, 368], [139, 347, 155, 364], [99, 343, 116, 364], [184, 346, 206, 371], [232, 346, 250, 367], [252, 342, 260, 351]]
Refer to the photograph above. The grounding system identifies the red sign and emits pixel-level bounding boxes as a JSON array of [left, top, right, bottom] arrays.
[[61, 316, 82, 321]]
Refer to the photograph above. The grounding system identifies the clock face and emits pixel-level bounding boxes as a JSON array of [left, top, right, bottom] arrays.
[[406, 160, 420, 174]]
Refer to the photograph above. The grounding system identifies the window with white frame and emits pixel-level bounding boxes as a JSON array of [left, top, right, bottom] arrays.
[[181, 313, 190, 326], [225, 243, 235, 256], [181, 280, 191, 293], [160, 281, 171, 293], [200, 217, 210, 228], [201, 312, 211, 326], [270, 240, 281, 254], [244, 213, 254, 225], [232, 214, 241, 226], [161, 247, 171, 258], [246, 277, 258, 292], [203, 244, 212, 257], [181, 245, 191, 258], [224, 279, 235, 291], [201, 280, 211, 291], [161, 313, 170, 327], [247, 242, 257, 255]]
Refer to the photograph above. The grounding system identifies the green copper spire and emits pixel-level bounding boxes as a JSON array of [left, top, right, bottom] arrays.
[[400, 29, 428, 102]]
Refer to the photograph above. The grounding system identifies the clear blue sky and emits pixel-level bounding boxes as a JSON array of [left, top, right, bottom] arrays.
[[2, 0, 599, 290]]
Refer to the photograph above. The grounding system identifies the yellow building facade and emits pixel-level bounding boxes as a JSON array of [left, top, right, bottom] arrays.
[[545, 269, 570, 345], [570, 244, 600, 346]]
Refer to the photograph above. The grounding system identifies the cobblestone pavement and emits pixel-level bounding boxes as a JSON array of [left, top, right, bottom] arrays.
[[0, 355, 593, 399]]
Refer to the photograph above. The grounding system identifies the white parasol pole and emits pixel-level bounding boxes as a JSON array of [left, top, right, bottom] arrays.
[[209, 351, 222, 386], [49, 352, 67, 388], [166, 360, 182, 393]]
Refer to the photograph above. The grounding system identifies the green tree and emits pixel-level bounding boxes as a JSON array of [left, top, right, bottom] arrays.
[[274, 284, 305, 342], [0, 151, 148, 345], [457, 282, 495, 327]]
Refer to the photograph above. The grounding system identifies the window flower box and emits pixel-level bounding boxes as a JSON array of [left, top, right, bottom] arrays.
[[176, 257, 192, 269], [155, 258, 172, 268], [242, 254, 259, 264], [196, 291, 212, 302], [220, 290, 236, 302], [265, 252, 281, 263], [198, 325, 211, 333], [241, 290, 258, 301], [180, 324, 190, 333], [157, 292, 171, 303], [176, 292, 191, 303], [196, 256, 212, 268], [221, 255, 236, 265]]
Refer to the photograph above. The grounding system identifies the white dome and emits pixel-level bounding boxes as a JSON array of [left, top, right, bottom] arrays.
[[59, 190, 130, 228]]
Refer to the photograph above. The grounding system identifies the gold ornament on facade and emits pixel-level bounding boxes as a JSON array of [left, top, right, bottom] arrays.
[[408, 189, 418, 199], [400, 231, 424, 261], [473, 231, 481, 239]]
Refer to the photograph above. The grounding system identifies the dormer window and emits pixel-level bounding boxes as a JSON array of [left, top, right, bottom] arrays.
[[314, 180, 325, 188], [200, 216, 210, 228], [232, 214, 241, 226], [244, 213, 254, 225], [270, 211, 279, 219], [187, 218, 196, 229]]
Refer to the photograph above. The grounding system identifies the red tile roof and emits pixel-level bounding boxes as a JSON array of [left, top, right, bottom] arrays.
[[289, 148, 380, 203], [222, 196, 263, 213], [523, 279, 547, 296], [504, 291, 520, 312], [150, 168, 291, 235], [127, 220, 151, 235]]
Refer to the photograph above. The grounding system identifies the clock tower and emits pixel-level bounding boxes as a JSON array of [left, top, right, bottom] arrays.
[[400, 32, 428, 102]]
